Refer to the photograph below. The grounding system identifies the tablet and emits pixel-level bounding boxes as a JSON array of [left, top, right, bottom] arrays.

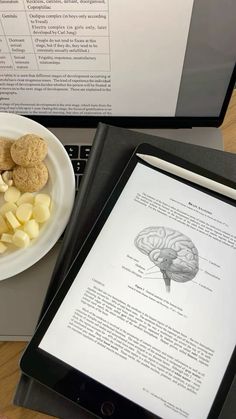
[[20, 143, 236, 419]]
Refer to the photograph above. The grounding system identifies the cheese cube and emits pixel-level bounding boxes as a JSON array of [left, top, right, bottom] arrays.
[[17, 192, 34, 206], [1, 233, 13, 243], [24, 220, 39, 239], [0, 202, 17, 215], [12, 230, 30, 248], [16, 203, 33, 223], [33, 204, 50, 223], [34, 193, 51, 207], [0, 214, 9, 235], [5, 211, 21, 229], [4, 186, 21, 203]]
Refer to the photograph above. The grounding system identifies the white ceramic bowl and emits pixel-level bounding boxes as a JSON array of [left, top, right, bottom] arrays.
[[0, 113, 75, 280]]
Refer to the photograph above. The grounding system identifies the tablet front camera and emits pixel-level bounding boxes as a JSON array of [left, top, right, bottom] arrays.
[[101, 401, 115, 417]]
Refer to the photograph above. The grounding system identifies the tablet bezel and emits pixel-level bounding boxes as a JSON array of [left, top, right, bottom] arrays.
[[20, 143, 236, 419]]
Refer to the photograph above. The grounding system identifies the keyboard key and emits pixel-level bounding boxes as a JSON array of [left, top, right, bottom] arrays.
[[72, 159, 86, 174], [80, 145, 92, 159], [65, 145, 79, 158]]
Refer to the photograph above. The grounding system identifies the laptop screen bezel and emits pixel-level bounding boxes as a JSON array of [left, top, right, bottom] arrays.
[[19, 64, 236, 129]]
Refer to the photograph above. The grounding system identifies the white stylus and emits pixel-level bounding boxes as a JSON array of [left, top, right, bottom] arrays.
[[136, 153, 236, 200]]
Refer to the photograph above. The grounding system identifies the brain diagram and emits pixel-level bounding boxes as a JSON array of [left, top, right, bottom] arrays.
[[134, 226, 199, 292]]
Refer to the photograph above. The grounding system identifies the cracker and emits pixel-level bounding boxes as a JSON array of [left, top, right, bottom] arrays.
[[11, 134, 48, 167], [13, 162, 48, 192], [0, 137, 15, 170]]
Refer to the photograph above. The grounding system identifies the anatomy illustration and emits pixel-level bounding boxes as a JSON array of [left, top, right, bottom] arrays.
[[134, 226, 199, 292]]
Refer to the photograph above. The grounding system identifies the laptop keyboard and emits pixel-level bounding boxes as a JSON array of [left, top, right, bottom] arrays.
[[64, 145, 92, 190]]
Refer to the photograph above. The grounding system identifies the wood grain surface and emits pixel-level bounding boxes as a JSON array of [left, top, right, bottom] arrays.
[[221, 90, 236, 152], [0, 90, 236, 419]]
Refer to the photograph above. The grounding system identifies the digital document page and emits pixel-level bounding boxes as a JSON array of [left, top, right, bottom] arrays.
[[0, 0, 193, 116], [40, 163, 236, 419]]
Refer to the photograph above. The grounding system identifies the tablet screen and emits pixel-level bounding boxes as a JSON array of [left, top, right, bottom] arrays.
[[39, 162, 236, 419]]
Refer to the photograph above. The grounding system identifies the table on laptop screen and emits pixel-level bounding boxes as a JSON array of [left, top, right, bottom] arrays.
[[0, 0, 235, 123]]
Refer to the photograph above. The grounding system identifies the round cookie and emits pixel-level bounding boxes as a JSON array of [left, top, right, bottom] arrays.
[[11, 134, 48, 167], [0, 137, 15, 170], [13, 162, 48, 192]]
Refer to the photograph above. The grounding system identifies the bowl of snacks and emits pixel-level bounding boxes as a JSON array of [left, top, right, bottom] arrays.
[[0, 113, 75, 280]]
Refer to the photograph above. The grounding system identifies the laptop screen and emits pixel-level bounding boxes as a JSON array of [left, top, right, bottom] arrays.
[[0, 0, 235, 127]]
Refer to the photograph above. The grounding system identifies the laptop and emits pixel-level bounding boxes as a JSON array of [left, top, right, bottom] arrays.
[[0, 0, 235, 340]]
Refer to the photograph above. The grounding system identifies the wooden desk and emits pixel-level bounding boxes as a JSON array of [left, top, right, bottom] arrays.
[[0, 90, 236, 419]]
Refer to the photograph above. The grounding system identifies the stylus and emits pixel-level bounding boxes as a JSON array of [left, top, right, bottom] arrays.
[[137, 153, 236, 200]]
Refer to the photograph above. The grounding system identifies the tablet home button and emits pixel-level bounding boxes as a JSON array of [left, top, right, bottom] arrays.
[[101, 401, 115, 416]]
